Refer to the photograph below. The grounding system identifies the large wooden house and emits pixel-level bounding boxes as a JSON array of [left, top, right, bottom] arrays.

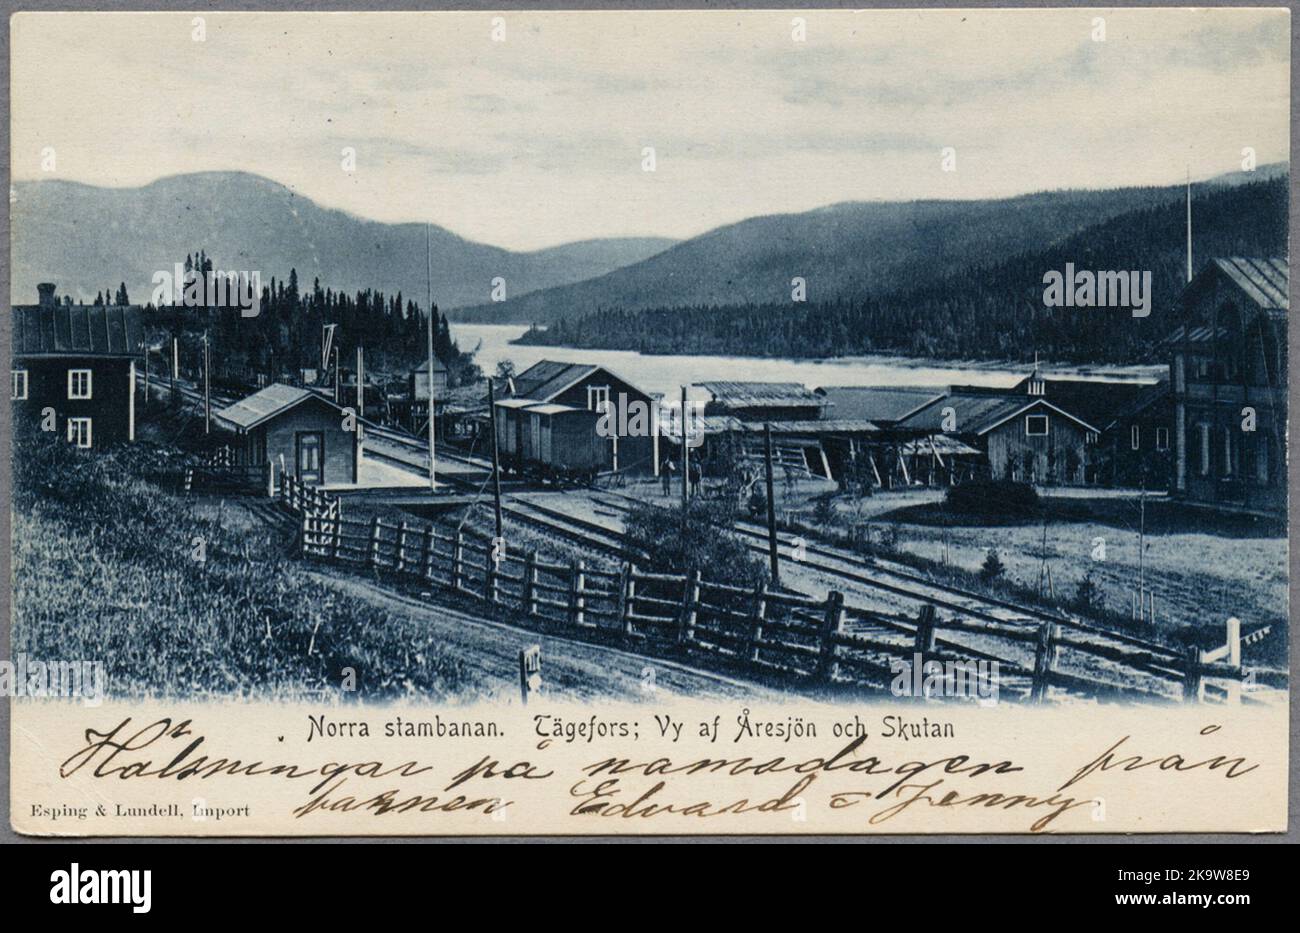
[[11, 283, 144, 449], [899, 383, 1100, 485], [1167, 257, 1287, 516]]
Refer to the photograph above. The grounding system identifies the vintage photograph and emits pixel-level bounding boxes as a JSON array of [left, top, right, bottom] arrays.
[[5, 8, 1290, 838]]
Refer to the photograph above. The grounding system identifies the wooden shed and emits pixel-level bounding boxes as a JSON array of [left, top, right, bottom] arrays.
[[214, 384, 360, 486]]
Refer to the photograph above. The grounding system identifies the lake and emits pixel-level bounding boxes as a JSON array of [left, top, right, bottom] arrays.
[[451, 323, 1165, 401]]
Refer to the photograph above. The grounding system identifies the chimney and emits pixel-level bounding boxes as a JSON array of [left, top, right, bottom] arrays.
[[37, 282, 56, 308]]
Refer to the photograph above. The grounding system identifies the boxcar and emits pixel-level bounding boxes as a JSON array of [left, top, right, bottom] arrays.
[[496, 400, 608, 483]]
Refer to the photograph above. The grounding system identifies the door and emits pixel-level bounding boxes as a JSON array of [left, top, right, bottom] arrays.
[[296, 431, 324, 484]]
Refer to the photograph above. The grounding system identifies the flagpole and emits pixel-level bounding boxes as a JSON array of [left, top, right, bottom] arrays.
[[426, 223, 437, 491]]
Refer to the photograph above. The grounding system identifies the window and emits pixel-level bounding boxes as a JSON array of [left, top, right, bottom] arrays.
[[1130, 424, 1140, 450], [1025, 414, 1049, 436], [11, 369, 28, 400], [68, 369, 92, 400], [66, 417, 92, 449], [1155, 427, 1169, 451], [587, 385, 610, 412]]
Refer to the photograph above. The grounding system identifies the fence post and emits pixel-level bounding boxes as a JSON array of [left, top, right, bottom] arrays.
[[420, 526, 434, 581], [368, 517, 382, 568], [1031, 621, 1059, 703], [914, 603, 937, 654], [396, 521, 409, 573], [1182, 645, 1205, 703], [1225, 616, 1242, 704], [451, 527, 464, 592], [568, 559, 586, 627], [746, 582, 768, 663], [331, 509, 342, 561], [299, 514, 309, 557], [677, 569, 701, 645], [523, 551, 539, 617], [621, 563, 637, 636], [485, 541, 500, 604], [818, 590, 845, 681], [265, 460, 275, 498]]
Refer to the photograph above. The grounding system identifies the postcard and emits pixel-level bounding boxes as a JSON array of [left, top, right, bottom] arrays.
[[6, 7, 1290, 836]]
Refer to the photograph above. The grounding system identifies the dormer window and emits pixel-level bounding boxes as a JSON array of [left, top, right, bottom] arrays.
[[1028, 379, 1045, 396]]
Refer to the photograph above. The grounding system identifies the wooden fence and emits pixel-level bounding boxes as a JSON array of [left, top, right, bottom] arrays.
[[293, 504, 1247, 704]]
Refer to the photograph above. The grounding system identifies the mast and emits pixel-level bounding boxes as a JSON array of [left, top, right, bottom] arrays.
[[1186, 168, 1193, 283]]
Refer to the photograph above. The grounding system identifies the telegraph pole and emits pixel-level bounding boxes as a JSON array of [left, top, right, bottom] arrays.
[[426, 223, 437, 492], [488, 379, 504, 541], [680, 386, 689, 508], [333, 345, 340, 405], [170, 336, 178, 406], [764, 423, 780, 584], [356, 346, 364, 417], [202, 331, 211, 434]]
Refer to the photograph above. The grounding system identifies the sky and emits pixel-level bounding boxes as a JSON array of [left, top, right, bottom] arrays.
[[11, 9, 1291, 252]]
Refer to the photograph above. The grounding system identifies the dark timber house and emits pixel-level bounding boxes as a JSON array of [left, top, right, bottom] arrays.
[[214, 384, 361, 486], [899, 380, 1100, 485], [1167, 257, 1287, 516], [11, 283, 144, 449], [496, 360, 658, 477]]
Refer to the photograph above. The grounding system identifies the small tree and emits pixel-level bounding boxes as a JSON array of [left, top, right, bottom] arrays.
[[1074, 570, 1101, 613], [979, 548, 1006, 583]]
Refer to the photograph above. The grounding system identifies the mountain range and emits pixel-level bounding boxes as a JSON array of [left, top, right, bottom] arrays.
[[9, 171, 675, 308], [456, 163, 1289, 325]]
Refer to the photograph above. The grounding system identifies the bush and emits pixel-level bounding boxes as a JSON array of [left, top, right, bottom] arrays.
[[979, 548, 1006, 582], [623, 499, 768, 589], [945, 480, 1040, 518]]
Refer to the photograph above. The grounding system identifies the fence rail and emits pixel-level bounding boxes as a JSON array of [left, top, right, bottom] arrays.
[[288, 480, 1246, 704]]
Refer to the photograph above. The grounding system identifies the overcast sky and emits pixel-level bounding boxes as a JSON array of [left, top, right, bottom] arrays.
[[11, 9, 1290, 251]]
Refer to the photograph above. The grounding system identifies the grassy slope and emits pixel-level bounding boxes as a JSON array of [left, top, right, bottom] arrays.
[[11, 434, 481, 701]]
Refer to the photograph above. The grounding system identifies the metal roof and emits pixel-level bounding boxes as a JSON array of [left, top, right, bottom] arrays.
[[411, 358, 449, 374], [12, 304, 144, 358], [741, 418, 880, 434], [215, 383, 330, 431], [1209, 257, 1288, 313], [815, 385, 945, 423], [699, 381, 826, 410], [512, 360, 599, 402]]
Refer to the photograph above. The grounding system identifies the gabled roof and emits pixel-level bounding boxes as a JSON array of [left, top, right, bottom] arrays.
[[815, 385, 945, 423], [1205, 257, 1288, 313], [411, 358, 449, 374], [900, 393, 1099, 436], [12, 304, 144, 358], [512, 360, 600, 402], [1020, 378, 1153, 432], [699, 381, 825, 409], [215, 383, 342, 432]]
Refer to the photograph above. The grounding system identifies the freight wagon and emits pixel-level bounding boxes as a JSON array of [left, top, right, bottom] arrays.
[[495, 398, 609, 484]]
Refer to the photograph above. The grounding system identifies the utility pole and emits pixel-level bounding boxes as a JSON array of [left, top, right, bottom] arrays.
[[356, 346, 364, 418], [680, 386, 689, 508], [1138, 464, 1147, 623], [426, 223, 437, 492], [764, 423, 780, 584], [202, 331, 211, 434], [488, 379, 504, 541], [333, 345, 340, 405], [170, 336, 178, 407]]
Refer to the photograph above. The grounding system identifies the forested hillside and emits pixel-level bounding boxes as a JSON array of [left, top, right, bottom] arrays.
[[519, 177, 1287, 364]]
